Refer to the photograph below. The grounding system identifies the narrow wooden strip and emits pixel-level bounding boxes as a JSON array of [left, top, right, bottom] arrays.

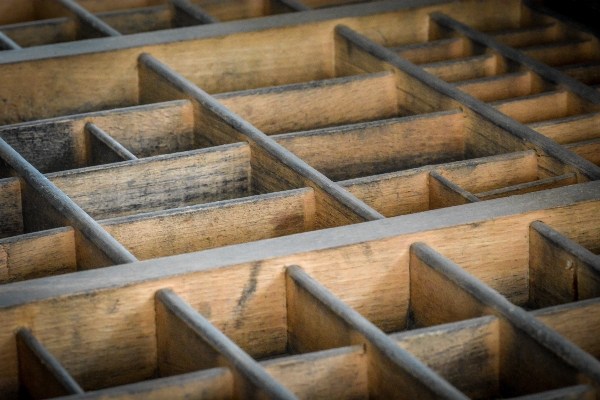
[[532, 297, 600, 358], [565, 139, 600, 166], [0, 227, 77, 283], [101, 188, 315, 260], [86, 122, 137, 165], [390, 316, 500, 398], [490, 90, 570, 124], [286, 265, 468, 399], [334, 25, 600, 180], [273, 0, 311, 12], [490, 23, 560, 48], [0, 136, 137, 264], [529, 112, 600, 144], [0, 31, 20, 50], [170, 0, 219, 26], [214, 72, 398, 134], [0, 18, 76, 47], [273, 110, 464, 181], [429, 171, 479, 209], [507, 385, 596, 400], [0, 178, 23, 239], [51, 0, 122, 37], [422, 54, 497, 83], [475, 173, 577, 201], [49, 143, 251, 220], [156, 288, 297, 399], [529, 221, 600, 307], [49, 368, 233, 400], [454, 71, 535, 102], [391, 37, 466, 65], [410, 242, 600, 395], [520, 39, 595, 67], [138, 53, 384, 224], [16, 327, 83, 398], [96, 6, 171, 35], [559, 62, 600, 85], [429, 12, 600, 107]]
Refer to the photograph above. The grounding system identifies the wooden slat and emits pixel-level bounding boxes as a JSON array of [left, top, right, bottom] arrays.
[[273, 110, 464, 181], [138, 52, 384, 229], [102, 188, 315, 260], [529, 112, 600, 144], [97, 6, 173, 34], [16, 328, 83, 399], [86, 122, 137, 166], [273, 0, 311, 12], [285, 265, 468, 399], [0, 227, 77, 283], [170, 0, 219, 26], [559, 62, 600, 85], [529, 221, 600, 308], [454, 71, 543, 102], [49, 143, 251, 220], [155, 288, 298, 399], [428, 171, 479, 209], [215, 72, 399, 134], [0, 18, 76, 47], [0, 178, 23, 238], [391, 37, 466, 65], [0, 100, 194, 173], [490, 23, 561, 48], [521, 40, 597, 67], [410, 242, 600, 396], [422, 54, 497, 83], [566, 139, 600, 166], [475, 173, 577, 200]]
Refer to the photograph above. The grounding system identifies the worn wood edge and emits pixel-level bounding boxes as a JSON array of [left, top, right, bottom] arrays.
[[530, 221, 600, 276], [528, 111, 600, 129], [52, 367, 232, 399], [0, 0, 453, 65], [390, 37, 462, 52], [529, 296, 600, 318], [421, 54, 495, 70], [411, 242, 600, 384], [16, 327, 84, 395], [506, 384, 595, 400], [335, 25, 600, 180], [86, 122, 137, 161], [453, 70, 530, 88], [99, 187, 312, 225], [286, 265, 468, 399], [475, 173, 576, 199], [213, 71, 393, 99], [156, 288, 298, 399], [0, 136, 138, 265], [429, 12, 600, 106], [274, 0, 311, 12], [1, 180, 599, 308], [488, 89, 566, 108], [139, 52, 384, 221]]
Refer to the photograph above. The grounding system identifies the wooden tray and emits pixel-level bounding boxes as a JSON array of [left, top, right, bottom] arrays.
[[1, 0, 600, 398]]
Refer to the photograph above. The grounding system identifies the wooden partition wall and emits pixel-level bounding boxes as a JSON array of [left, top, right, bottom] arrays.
[[1, 0, 600, 398]]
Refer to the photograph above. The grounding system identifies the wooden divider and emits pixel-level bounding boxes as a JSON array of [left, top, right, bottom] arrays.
[[16, 328, 83, 399], [529, 221, 600, 308], [215, 72, 399, 134], [422, 53, 499, 83], [409, 242, 600, 397]]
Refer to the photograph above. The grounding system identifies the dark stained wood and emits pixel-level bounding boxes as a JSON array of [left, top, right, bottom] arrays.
[[170, 0, 219, 26], [86, 122, 137, 166]]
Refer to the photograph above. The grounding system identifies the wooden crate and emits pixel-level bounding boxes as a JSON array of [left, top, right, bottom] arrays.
[[1, 0, 600, 398]]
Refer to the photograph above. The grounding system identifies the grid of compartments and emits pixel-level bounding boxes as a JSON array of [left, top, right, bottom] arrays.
[[0, 0, 600, 398]]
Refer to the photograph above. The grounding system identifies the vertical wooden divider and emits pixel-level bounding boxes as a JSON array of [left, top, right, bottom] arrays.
[[16, 328, 84, 399], [137, 52, 383, 229], [428, 171, 479, 209], [409, 242, 600, 397], [285, 265, 468, 400], [155, 288, 298, 399], [529, 221, 600, 308]]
